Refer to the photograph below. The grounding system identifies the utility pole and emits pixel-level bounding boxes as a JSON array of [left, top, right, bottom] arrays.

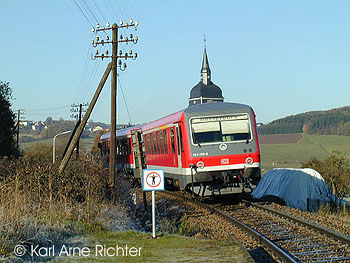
[[70, 103, 88, 157], [92, 19, 139, 187], [15, 109, 24, 150], [59, 20, 139, 178], [16, 110, 20, 149], [59, 64, 112, 173]]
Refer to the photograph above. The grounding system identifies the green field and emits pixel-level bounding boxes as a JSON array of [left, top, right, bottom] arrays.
[[260, 134, 350, 171], [20, 134, 350, 172], [20, 137, 96, 152]]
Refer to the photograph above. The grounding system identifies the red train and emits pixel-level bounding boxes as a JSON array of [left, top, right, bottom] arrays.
[[99, 102, 261, 196]]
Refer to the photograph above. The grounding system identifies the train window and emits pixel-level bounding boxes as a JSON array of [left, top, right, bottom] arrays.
[[153, 132, 157, 154], [221, 119, 250, 141], [149, 134, 152, 154], [160, 131, 164, 154], [178, 126, 184, 153], [116, 140, 120, 155], [149, 134, 153, 154], [145, 135, 149, 154], [150, 133, 154, 154], [191, 114, 251, 144], [129, 138, 132, 155], [163, 130, 168, 154], [192, 121, 221, 144], [156, 131, 161, 154], [170, 128, 175, 154], [142, 135, 146, 154], [121, 139, 125, 155]]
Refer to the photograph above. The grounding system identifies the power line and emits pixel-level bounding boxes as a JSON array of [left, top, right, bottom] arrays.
[[25, 105, 70, 112], [72, 0, 94, 26], [80, 0, 99, 24], [61, 0, 91, 36], [118, 76, 132, 124], [92, 1, 108, 24]]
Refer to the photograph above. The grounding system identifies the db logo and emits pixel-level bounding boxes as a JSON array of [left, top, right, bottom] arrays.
[[221, 158, 229, 165]]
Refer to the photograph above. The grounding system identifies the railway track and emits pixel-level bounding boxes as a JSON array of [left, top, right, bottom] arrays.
[[162, 191, 350, 263]]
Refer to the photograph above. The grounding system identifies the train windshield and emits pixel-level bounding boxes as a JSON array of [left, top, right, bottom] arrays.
[[191, 114, 251, 144]]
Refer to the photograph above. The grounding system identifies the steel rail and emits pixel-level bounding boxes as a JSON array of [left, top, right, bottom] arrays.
[[248, 202, 350, 245], [162, 191, 299, 263]]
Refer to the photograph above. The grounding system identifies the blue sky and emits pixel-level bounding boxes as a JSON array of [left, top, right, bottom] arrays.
[[1, 0, 350, 124]]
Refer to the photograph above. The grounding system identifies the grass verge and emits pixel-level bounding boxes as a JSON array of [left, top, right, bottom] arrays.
[[49, 231, 252, 263]]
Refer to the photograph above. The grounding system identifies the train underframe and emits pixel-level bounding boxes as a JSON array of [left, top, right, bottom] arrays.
[[167, 167, 261, 197], [117, 164, 261, 197]]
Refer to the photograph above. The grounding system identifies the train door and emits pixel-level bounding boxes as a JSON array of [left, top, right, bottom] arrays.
[[176, 125, 184, 171], [169, 127, 178, 167]]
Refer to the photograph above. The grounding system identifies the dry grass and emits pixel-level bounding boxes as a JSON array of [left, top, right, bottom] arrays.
[[0, 144, 110, 255], [317, 203, 350, 222]]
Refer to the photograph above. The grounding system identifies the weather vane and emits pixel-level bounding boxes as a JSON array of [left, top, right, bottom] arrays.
[[203, 34, 207, 49]]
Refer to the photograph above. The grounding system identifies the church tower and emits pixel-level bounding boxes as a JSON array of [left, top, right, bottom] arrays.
[[188, 48, 224, 107]]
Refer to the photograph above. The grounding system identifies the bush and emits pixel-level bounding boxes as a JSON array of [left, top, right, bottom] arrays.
[[302, 150, 350, 198], [0, 144, 109, 255]]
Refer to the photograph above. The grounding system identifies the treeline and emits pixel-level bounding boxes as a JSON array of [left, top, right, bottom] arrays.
[[259, 106, 350, 135]]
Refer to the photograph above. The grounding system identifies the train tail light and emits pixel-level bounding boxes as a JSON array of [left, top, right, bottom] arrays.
[[197, 161, 205, 169]]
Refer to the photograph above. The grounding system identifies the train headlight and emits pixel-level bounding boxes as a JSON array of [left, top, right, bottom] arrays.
[[245, 157, 254, 165], [197, 161, 205, 169]]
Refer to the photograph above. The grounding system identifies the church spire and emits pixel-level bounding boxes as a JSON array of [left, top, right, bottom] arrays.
[[201, 48, 211, 85], [188, 36, 223, 107]]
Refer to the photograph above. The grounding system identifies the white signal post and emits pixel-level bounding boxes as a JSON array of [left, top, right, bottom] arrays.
[[143, 169, 164, 238]]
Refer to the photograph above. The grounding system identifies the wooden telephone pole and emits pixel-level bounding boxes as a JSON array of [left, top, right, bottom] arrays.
[[15, 109, 24, 150], [59, 20, 139, 186], [110, 24, 118, 187]]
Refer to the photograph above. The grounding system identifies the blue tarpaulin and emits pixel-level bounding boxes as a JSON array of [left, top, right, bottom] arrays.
[[252, 168, 338, 211]]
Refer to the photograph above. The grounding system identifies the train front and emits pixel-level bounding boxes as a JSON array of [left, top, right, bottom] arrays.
[[182, 102, 261, 196]]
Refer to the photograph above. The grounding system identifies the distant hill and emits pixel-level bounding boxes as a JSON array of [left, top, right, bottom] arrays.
[[258, 106, 350, 135]]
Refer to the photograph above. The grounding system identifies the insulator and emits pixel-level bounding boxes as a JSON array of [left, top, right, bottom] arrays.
[[135, 35, 138, 41], [95, 49, 99, 55], [106, 50, 109, 55], [120, 34, 123, 39], [106, 21, 110, 27], [134, 52, 138, 59], [96, 36, 99, 41], [125, 53, 128, 59], [119, 19, 123, 25], [118, 60, 122, 66], [96, 23, 100, 28], [91, 39, 94, 45], [130, 18, 133, 24], [119, 50, 122, 55], [130, 33, 133, 39], [124, 63, 127, 69], [92, 27, 95, 32], [106, 35, 109, 40], [129, 50, 132, 55], [135, 20, 139, 27]]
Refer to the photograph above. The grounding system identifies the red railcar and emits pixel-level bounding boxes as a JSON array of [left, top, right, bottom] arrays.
[[99, 102, 261, 196]]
